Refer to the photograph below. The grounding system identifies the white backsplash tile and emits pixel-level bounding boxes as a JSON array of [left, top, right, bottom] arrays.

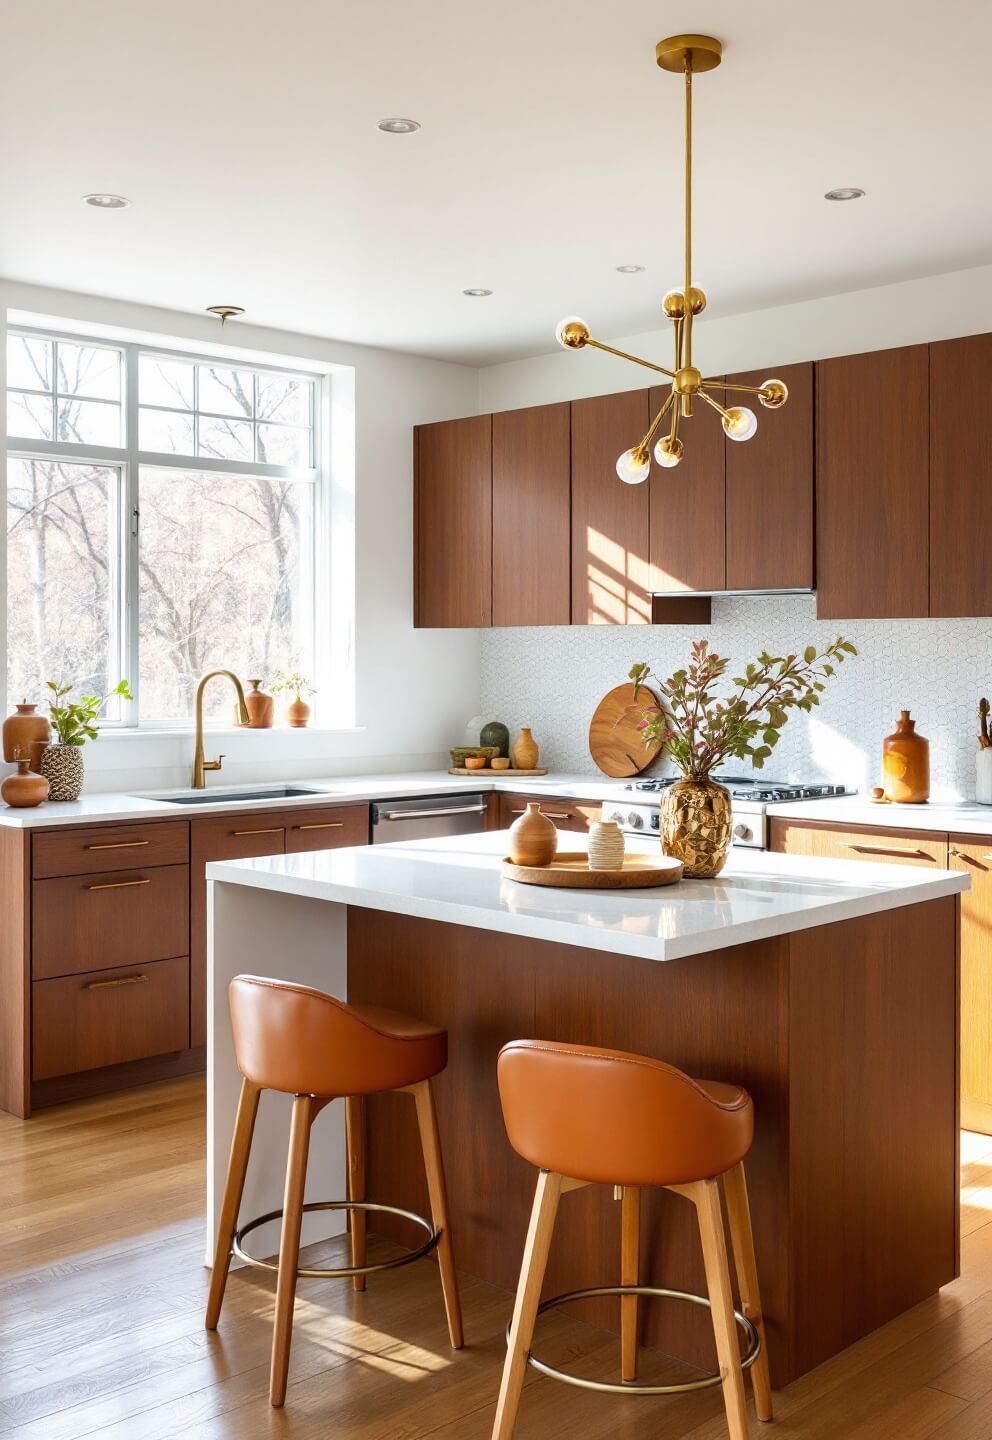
[[479, 595, 992, 803]]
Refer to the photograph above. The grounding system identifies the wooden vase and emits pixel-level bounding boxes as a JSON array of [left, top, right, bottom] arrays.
[[286, 697, 311, 728], [508, 802, 557, 867], [2, 703, 50, 765], [512, 727, 539, 770], [1, 756, 49, 808], [882, 710, 929, 803], [240, 679, 274, 728], [588, 819, 625, 871]]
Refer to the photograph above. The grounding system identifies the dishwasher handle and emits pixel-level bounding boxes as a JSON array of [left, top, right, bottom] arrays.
[[376, 803, 488, 822]]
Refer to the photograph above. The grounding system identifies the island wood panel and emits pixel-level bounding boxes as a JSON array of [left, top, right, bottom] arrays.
[[414, 414, 492, 628], [768, 817, 947, 867], [949, 836, 992, 1134], [648, 382, 726, 593], [724, 361, 814, 592], [816, 344, 929, 619], [0, 827, 31, 1117], [492, 402, 571, 626], [346, 898, 958, 1388], [570, 390, 652, 624], [930, 333, 992, 616]]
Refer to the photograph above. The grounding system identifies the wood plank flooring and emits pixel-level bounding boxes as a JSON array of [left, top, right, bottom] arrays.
[[3, 1077, 992, 1438]]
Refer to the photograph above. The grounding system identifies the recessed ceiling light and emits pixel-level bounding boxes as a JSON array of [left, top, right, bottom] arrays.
[[205, 305, 245, 325], [462, 288, 493, 297], [616, 264, 646, 274], [82, 193, 130, 209], [377, 117, 421, 134], [824, 187, 865, 202]]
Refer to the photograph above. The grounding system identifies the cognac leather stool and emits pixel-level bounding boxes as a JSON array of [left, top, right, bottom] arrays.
[[205, 975, 463, 1407], [492, 1039, 772, 1440]]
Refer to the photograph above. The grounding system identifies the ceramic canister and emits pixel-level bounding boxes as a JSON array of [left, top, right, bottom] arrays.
[[881, 710, 929, 803], [508, 802, 557, 867], [588, 820, 625, 871]]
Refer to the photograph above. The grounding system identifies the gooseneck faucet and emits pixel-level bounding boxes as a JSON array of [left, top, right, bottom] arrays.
[[192, 670, 250, 789]]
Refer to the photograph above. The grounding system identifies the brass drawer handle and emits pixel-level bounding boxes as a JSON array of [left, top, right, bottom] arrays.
[[511, 807, 571, 820], [85, 878, 152, 891], [85, 840, 150, 851], [846, 843, 934, 861], [85, 974, 149, 990], [231, 827, 283, 836], [950, 849, 990, 871], [294, 822, 345, 831]]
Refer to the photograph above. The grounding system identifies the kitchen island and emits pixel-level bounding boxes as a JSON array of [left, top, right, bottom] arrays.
[[206, 832, 967, 1388]]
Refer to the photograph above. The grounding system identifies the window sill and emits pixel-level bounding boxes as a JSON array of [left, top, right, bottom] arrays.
[[97, 725, 365, 740]]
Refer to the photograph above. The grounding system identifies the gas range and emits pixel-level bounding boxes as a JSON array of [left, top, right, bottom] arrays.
[[602, 775, 856, 851]]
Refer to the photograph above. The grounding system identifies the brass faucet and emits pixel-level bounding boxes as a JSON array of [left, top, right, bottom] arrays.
[[192, 670, 250, 789]]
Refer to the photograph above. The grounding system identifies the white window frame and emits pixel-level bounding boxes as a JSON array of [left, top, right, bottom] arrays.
[[6, 324, 324, 730]]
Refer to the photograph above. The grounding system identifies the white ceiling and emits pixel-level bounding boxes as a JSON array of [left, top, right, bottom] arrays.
[[2, 0, 990, 366]]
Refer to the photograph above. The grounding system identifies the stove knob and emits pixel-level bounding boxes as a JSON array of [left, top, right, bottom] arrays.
[[627, 811, 644, 829], [649, 812, 660, 831], [733, 822, 753, 843]]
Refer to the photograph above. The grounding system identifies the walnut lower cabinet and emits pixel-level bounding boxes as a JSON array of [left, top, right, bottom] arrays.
[[771, 816, 992, 1135], [497, 793, 603, 833]]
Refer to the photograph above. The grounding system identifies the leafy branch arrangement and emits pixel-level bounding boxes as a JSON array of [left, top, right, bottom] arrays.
[[629, 638, 856, 779], [46, 679, 133, 746], [270, 669, 316, 702]]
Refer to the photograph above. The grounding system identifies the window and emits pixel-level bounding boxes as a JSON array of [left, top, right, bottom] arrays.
[[5, 328, 320, 725]]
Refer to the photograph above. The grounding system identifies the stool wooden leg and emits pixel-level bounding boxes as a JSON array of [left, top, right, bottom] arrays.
[[692, 1178, 750, 1440], [724, 1162, 773, 1422], [411, 1079, 464, 1349], [620, 1185, 641, 1383], [345, 1095, 367, 1292], [205, 1077, 260, 1330], [492, 1170, 563, 1440], [270, 1094, 318, 1408]]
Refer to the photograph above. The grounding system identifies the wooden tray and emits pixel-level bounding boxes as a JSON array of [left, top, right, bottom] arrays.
[[502, 852, 683, 889], [448, 767, 548, 776], [588, 683, 661, 778]]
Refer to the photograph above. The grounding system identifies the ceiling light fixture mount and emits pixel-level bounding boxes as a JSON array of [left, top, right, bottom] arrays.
[[824, 186, 865, 201], [82, 193, 130, 209], [462, 288, 493, 297], [377, 117, 421, 134], [205, 305, 245, 325], [556, 33, 787, 483], [616, 264, 646, 274]]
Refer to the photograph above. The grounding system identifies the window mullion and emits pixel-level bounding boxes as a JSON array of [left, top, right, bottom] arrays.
[[123, 342, 141, 724]]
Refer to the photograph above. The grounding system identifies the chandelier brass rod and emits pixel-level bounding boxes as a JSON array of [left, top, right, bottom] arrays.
[[697, 388, 733, 422], [683, 56, 693, 372], [641, 388, 678, 451], [701, 380, 771, 397], [584, 337, 676, 379]]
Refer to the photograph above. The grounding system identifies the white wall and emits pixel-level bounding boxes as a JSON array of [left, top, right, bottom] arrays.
[[1, 280, 481, 792]]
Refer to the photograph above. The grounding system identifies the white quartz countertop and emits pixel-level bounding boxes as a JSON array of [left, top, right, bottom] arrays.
[[206, 829, 968, 963], [766, 795, 992, 837]]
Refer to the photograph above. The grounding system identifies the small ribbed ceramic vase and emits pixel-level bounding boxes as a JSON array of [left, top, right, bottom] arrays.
[[661, 776, 733, 878], [508, 802, 557, 867], [1, 756, 49, 808], [588, 819, 625, 871], [39, 744, 85, 802]]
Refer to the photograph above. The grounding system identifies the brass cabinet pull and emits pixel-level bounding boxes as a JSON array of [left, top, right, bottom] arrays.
[[294, 822, 345, 831], [511, 807, 571, 820], [231, 827, 283, 837], [85, 878, 152, 891], [85, 974, 149, 990], [950, 849, 990, 871], [85, 839, 150, 851], [846, 843, 934, 861]]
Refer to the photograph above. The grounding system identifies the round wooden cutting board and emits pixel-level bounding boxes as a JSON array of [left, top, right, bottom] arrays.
[[588, 682, 662, 778]]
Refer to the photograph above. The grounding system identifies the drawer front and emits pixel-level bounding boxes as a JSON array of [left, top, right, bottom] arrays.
[[33, 821, 190, 879], [32, 955, 190, 1081], [499, 794, 604, 834], [191, 815, 287, 863], [33, 865, 190, 980], [285, 804, 370, 853], [769, 819, 947, 867]]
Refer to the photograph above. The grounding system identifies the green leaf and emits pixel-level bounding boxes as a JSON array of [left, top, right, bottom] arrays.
[[803, 645, 817, 663]]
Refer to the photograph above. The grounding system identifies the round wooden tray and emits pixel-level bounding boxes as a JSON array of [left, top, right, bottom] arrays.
[[502, 852, 683, 889]]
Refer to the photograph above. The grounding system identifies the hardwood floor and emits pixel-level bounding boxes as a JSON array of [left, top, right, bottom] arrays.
[[3, 1077, 992, 1438]]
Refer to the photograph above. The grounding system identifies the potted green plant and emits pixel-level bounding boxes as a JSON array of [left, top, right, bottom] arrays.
[[271, 669, 316, 728], [40, 679, 133, 801], [630, 638, 855, 877]]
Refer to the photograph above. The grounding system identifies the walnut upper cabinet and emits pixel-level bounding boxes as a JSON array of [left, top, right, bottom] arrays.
[[725, 361, 814, 592], [648, 382, 726, 593], [492, 402, 571, 625], [816, 344, 930, 619], [930, 333, 992, 617], [571, 389, 653, 624], [414, 414, 493, 627]]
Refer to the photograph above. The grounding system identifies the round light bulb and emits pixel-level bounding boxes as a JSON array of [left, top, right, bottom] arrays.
[[759, 378, 789, 410], [556, 315, 590, 349], [653, 436, 684, 468], [722, 406, 758, 442], [616, 447, 650, 485]]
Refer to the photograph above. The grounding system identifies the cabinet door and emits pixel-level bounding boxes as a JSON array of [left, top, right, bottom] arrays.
[[725, 361, 813, 592], [649, 383, 726, 593], [930, 334, 992, 617], [414, 415, 492, 627], [493, 403, 571, 625], [769, 818, 947, 867], [816, 345, 929, 618], [949, 838, 992, 1131], [571, 390, 652, 624]]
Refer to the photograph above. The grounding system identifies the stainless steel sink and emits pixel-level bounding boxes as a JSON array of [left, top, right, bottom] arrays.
[[146, 786, 328, 806]]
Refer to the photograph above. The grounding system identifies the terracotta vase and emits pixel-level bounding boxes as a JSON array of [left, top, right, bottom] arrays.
[[240, 678, 274, 728], [286, 697, 311, 728], [882, 710, 929, 803], [1, 756, 49, 808], [38, 743, 85, 802], [661, 776, 733, 878], [512, 727, 539, 770], [508, 802, 558, 867], [588, 819, 625, 871], [3, 703, 50, 766]]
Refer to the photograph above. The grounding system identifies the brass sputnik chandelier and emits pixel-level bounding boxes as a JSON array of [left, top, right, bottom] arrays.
[[556, 34, 788, 485]]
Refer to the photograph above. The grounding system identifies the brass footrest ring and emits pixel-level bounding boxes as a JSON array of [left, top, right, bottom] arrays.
[[512, 1284, 760, 1396], [233, 1200, 439, 1279]]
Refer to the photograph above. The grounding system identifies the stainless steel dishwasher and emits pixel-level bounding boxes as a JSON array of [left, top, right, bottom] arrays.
[[371, 792, 489, 843]]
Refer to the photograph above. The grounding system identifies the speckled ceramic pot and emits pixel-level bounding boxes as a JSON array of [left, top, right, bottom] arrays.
[[660, 776, 733, 878], [39, 743, 84, 802]]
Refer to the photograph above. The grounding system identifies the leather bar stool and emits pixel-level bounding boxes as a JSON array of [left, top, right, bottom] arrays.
[[492, 1039, 772, 1440], [205, 975, 463, 1407]]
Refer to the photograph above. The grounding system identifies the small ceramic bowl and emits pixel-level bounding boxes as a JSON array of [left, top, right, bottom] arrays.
[[490, 757, 511, 770], [464, 755, 488, 770]]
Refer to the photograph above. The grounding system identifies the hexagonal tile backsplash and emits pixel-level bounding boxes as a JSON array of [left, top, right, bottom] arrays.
[[479, 595, 992, 801]]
